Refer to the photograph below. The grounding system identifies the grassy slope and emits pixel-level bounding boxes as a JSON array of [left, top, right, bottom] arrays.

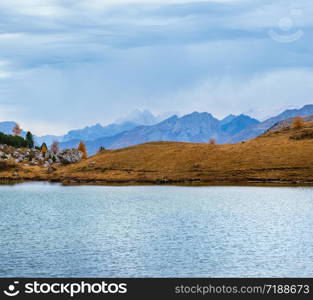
[[1, 122, 313, 184], [54, 122, 313, 184]]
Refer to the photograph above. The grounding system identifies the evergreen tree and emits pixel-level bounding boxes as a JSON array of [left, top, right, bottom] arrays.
[[25, 131, 34, 148], [98, 146, 106, 153], [0, 132, 28, 148]]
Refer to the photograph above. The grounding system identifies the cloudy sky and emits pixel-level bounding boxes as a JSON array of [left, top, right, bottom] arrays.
[[0, 0, 312, 135]]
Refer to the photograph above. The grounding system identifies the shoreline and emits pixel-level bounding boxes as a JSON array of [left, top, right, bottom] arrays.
[[1, 177, 313, 187], [2, 129, 313, 188]]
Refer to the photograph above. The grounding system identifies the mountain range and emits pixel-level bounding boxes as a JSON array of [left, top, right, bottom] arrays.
[[1, 105, 313, 155], [59, 104, 312, 154], [229, 104, 313, 143], [0, 110, 166, 146]]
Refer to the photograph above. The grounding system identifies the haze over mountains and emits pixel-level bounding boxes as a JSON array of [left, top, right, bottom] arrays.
[[0, 110, 166, 147], [229, 104, 313, 143], [1, 105, 313, 155], [59, 104, 313, 154]]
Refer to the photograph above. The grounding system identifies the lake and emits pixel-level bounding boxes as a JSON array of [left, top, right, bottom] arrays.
[[0, 183, 313, 277]]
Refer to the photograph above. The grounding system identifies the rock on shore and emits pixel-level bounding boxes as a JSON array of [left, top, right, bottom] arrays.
[[0, 144, 83, 167]]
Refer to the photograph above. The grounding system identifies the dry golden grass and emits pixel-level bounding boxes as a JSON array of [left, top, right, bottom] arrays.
[[0, 164, 49, 182], [53, 121, 313, 184], [1, 122, 313, 185]]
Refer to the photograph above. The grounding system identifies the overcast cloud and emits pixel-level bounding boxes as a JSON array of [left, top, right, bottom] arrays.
[[0, 0, 312, 134]]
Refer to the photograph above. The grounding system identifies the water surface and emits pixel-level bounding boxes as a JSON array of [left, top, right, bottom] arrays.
[[0, 183, 313, 277]]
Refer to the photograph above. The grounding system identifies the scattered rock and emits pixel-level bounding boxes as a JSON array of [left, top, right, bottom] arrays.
[[89, 161, 96, 167], [47, 166, 56, 174], [0, 144, 83, 167]]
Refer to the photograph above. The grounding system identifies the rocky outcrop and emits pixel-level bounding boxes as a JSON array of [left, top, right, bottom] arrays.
[[58, 149, 83, 164], [0, 144, 83, 167]]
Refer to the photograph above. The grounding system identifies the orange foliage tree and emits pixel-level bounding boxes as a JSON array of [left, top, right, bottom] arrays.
[[292, 116, 304, 129], [78, 141, 88, 159], [41, 143, 48, 153], [12, 123, 22, 136]]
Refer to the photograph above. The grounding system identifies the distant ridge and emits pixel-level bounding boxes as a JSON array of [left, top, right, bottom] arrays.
[[220, 114, 237, 126], [38, 109, 164, 146], [229, 104, 313, 143], [68, 104, 313, 154], [60, 112, 260, 154], [2, 105, 313, 155]]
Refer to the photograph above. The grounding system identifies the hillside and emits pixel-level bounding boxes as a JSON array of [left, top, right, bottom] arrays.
[[56, 105, 313, 155], [57, 105, 313, 155], [229, 104, 313, 143], [51, 120, 313, 185], [1, 120, 313, 185], [269, 116, 313, 131]]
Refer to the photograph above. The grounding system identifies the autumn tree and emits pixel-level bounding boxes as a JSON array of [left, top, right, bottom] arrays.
[[78, 141, 88, 159], [12, 123, 22, 136], [41, 143, 48, 153], [51, 141, 59, 153], [292, 116, 304, 130], [25, 131, 34, 148], [208, 137, 216, 145]]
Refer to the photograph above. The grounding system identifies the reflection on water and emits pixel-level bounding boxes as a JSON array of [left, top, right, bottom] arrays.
[[0, 183, 312, 277]]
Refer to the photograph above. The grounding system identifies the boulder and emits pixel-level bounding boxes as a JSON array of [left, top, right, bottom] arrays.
[[58, 149, 83, 165], [47, 166, 57, 174], [88, 161, 96, 167]]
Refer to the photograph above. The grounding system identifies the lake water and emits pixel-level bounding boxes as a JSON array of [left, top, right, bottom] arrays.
[[0, 183, 313, 278]]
